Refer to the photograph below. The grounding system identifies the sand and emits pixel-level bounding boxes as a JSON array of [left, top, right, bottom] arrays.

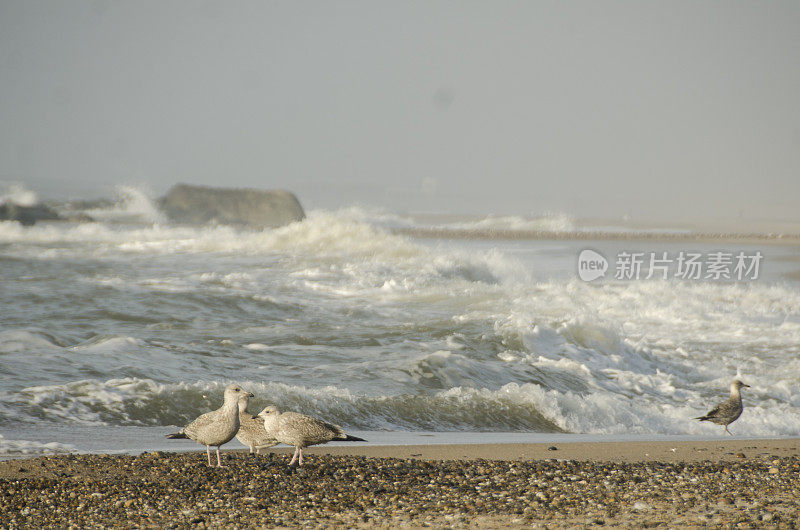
[[276, 437, 800, 464], [2, 438, 798, 528]]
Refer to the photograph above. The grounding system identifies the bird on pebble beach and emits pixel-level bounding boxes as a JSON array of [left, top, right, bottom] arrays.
[[256, 405, 366, 466], [166, 384, 253, 467], [235, 393, 278, 456], [694, 379, 749, 435]]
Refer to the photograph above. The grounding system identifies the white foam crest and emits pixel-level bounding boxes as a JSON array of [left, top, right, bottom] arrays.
[[243, 343, 270, 351], [320, 205, 414, 229], [70, 336, 142, 354], [490, 279, 800, 355], [461, 278, 800, 434], [273, 233, 526, 302], [0, 184, 39, 207], [0, 330, 61, 354], [361, 253, 504, 295], [3, 375, 798, 435], [268, 210, 422, 259], [404, 350, 459, 386], [1, 378, 237, 426], [84, 185, 165, 224], [441, 381, 800, 436], [0, 378, 378, 429], [0, 433, 75, 456], [11, 378, 162, 425], [444, 213, 575, 232], [0, 208, 526, 305], [236, 381, 563, 431], [0, 209, 425, 259]]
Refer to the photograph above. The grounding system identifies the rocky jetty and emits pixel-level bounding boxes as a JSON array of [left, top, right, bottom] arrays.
[[158, 184, 305, 228], [0, 202, 61, 226]]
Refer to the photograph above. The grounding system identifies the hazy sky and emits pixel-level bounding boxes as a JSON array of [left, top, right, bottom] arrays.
[[2, 1, 798, 220]]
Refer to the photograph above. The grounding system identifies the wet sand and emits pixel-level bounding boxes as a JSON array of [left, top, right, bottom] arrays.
[[288, 437, 800, 463], [2, 439, 798, 528]]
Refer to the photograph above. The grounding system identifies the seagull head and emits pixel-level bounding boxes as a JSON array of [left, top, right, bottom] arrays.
[[223, 384, 254, 404], [256, 405, 280, 419], [236, 392, 253, 412]]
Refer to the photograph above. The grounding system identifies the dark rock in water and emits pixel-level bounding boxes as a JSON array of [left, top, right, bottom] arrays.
[[158, 184, 305, 228], [0, 202, 61, 226]]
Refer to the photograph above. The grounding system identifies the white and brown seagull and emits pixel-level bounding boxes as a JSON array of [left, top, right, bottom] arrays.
[[235, 393, 279, 456], [694, 379, 750, 435], [256, 405, 365, 466], [166, 384, 253, 467]]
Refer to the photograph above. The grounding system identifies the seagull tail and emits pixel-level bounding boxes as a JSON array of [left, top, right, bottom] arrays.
[[339, 434, 366, 442], [166, 432, 188, 439]]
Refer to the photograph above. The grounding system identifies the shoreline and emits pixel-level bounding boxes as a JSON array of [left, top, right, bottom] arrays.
[[2, 439, 798, 528], [2, 436, 798, 465], [277, 437, 800, 464]]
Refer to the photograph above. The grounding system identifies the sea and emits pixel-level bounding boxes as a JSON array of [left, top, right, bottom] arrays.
[[1, 187, 799, 458]]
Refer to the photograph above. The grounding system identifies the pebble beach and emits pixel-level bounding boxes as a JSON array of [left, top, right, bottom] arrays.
[[2, 440, 799, 528]]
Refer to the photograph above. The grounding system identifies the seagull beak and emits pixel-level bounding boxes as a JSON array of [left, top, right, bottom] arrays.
[[247, 392, 255, 397], [742, 384, 750, 388]]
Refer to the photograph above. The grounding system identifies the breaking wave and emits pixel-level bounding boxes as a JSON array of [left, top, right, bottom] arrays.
[[1, 191, 799, 443], [0, 434, 75, 456]]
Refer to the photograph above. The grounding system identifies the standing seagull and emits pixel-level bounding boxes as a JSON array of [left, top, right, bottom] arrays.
[[256, 405, 366, 466], [166, 384, 253, 467], [694, 379, 750, 435], [235, 393, 278, 455]]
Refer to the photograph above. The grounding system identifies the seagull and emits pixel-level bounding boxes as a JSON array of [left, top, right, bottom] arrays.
[[694, 379, 750, 435], [235, 393, 278, 456], [166, 384, 253, 467], [256, 405, 366, 466]]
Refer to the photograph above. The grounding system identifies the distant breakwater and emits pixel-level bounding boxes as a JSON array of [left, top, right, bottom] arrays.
[[392, 226, 800, 243]]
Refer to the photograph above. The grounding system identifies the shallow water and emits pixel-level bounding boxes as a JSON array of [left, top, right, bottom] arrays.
[[1, 195, 799, 456]]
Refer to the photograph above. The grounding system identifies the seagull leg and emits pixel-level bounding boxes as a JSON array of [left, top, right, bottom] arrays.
[[725, 425, 732, 436], [206, 446, 213, 467], [298, 448, 304, 466], [216, 447, 226, 467], [289, 446, 300, 465]]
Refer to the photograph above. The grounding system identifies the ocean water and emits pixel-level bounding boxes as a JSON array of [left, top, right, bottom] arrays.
[[1, 189, 799, 456]]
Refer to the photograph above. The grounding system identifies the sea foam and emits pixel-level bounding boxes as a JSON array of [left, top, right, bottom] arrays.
[[0, 434, 75, 456], [1, 199, 799, 440]]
